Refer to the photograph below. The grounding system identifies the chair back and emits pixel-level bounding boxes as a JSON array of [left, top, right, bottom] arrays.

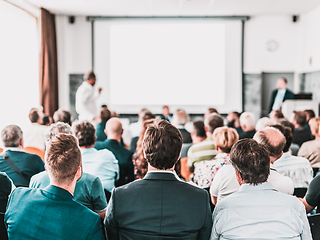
[[0, 148, 3, 153], [308, 213, 320, 240], [0, 212, 8, 240], [180, 157, 192, 181], [24, 147, 45, 161], [180, 143, 192, 159]]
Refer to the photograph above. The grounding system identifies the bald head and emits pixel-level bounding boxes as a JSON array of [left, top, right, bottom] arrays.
[[253, 127, 286, 163], [105, 118, 123, 141]]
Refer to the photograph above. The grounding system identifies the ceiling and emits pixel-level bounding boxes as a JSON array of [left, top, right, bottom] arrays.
[[25, 0, 320, 17]]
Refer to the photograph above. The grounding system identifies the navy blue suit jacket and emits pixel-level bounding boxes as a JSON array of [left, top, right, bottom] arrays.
[[269, 88, 294, 113]]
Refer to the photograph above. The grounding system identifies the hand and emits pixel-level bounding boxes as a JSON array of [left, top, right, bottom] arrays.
[[98, 88, 102, 94]]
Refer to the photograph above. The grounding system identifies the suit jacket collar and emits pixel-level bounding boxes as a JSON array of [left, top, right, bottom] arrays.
[[143, 171, 179, 181], [43, 185, 74, 200]]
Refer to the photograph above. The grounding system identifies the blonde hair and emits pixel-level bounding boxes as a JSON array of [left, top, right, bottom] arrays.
[[309, 117, 320, 137], [213, 127, 239, 153]]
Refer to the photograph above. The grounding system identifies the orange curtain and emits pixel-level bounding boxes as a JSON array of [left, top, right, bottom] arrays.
[[39, 8, 58, 116]]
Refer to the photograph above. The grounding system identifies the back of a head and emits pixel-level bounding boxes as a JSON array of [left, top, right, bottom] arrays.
[[172, 109, 189, 126], [136, 119, 156, 150], [207, 107, 218, 115], [106, 117, 123, 136], [142, 111, 156, 122], [142, 120, 182, 170], [271, 124, 292, 153], [205, 113, 224, 134], [253, 127, 286, 158], [240, 112, 256, 130], [53, 109, 72, 126], [304, 109, 316, 121], [278, 119, 295, 134], [1, 125, 23, 148], [45, 133, 81, 184], [213, 126, 239, 153], [255, 117, 273, 132], [73, 121, 95, 147], [45, 122, 74, 146], [84, 71, 96, 81], [293, 111, 307, 127], [100, 107, 111, 122], [29, 108, 39, 123], [230, 138, 270, 185], [193, 120, 206, 138], [309, 117, 320, 136]]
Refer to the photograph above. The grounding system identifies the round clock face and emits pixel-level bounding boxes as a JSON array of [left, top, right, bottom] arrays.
[[267, 40, 278, 52]]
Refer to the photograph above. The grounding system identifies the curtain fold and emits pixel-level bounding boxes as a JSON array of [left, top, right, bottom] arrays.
[[39, 8, 58, 116]]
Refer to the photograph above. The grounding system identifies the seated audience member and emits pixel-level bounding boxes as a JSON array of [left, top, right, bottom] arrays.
[[23, 108, 47, 151], [95, 118, 134, 187], [298, 117, 320, 176], [159, 105, 172, 122], [105, 120, 213, 239], [0, 125, 44, 187], [204, 107, 219, 119], [255, 117, 273, 132], [253, 127, 294, 195], [5, 134, 105, 240], [278, 119, 300, 156], [211, 139, 311, 240], [73, 121, 119, 196], [269, 109, 284, 123], [238, 112, 256, 139], [271, 124, 313, 190], [42, 114, 52, 126], [29, 122, 107, 218], [172, 109, 192, 143], [187, 113, 223, 169], [132, 119, 156, 179], [226, 111, 240, 127], [0, 172, 14, 213], [53, 109, 72, 126], [304, 109, 316, 130], [95, 106, 111, 141], [130, 111, 155, 152], [193, 127, 238, 189], [129, 108, 150, 139], [292, 111, 313, 146], [300, 173, 320, 214]]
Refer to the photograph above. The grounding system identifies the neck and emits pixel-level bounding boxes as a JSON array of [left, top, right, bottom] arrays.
[[192, 136, 206, 144], [148, 164, 174, 172], [50, 180, 76, 195], [80, 144, 94, 149], [107, 135, 121, 142]]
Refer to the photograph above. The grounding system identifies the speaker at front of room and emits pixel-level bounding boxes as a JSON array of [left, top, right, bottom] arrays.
[[69, 16, 75, 24]]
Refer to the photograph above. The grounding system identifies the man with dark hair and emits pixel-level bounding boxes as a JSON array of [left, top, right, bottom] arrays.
[[253, 127, 294, 194], [30, 122, 108, 219], [292, 111, 313, 146], [5, 134, 105, 240], [271, 124, 313, 195], [95, 118, 134, 187], [211, 139, 312, 239], [75, 70, 102, 121], [96, 106, 111, 141], [24, 107, 47, 151], [269, 77, 294, 113], [73, 121, 119, 198], [105, 119, 213, 239], [278, 119, 300, 155], [187, 113, 223, 168], [0, 125, 44, 187]]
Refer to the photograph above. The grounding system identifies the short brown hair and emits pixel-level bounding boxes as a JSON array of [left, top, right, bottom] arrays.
[[53, 109, 72, 126], [73, 121, 95, 147], [83, 71, 96, 81], [142, 119, 182, 170], [100, 107, 111, 122], [45, 133, 81, 183], [253, 127, 286, 158], [213, 127, 239, 153], [205, 113, 224, 134], [29, 108, 39, 123], [273, 110, 284, 119], [271, 124, 292, 153], [193, 120, 206, 138], [293, 111, 307, 127], [230, 139, 270, 185]]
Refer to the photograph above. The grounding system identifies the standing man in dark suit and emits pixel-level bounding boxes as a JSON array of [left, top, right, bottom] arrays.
[[96, 118, 134, 187], [269, 77, 294, 113], [5, 134, 105, 240], [105, 119, 213, 240]]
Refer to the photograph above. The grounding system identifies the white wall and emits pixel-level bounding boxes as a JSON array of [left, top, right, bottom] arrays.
[[56, 16, 92, 110]]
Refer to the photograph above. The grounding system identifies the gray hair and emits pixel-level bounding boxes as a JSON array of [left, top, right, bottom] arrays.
[[1, 125, 23, 147], [240, 112, 256, 129], [45, 122, 74, 146]]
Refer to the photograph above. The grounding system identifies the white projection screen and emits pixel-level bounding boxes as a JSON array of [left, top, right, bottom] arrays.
[[94, 19, 243, 114]]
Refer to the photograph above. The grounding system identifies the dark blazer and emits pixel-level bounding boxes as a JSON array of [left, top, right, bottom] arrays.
[[95, 139, 134, 187], [179, 128, 192, 144], [269, 88, 294, 113], [96, 122, 107, 141], [105, 172, 213, 240], [5, 185, 105, 240], [0, 150, 44, 187]]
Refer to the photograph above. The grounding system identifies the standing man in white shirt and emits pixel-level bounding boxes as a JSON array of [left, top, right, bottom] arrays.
[[75, 71, 102, 121]]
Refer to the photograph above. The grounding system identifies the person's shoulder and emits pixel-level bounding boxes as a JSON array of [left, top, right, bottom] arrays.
[[23, 152, 43, 162], [11, 186, 40, 199], [98, 148, 117, 159]]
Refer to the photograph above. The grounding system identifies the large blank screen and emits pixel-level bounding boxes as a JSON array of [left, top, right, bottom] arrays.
[[94, 19, 242, 114]]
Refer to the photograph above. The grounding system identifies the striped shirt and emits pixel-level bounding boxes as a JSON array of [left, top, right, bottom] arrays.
[[187, 139, 217, 167], [273, 151, 313, 188]]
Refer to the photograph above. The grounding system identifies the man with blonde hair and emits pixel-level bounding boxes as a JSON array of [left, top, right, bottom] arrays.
[[5, 134, 105, 239]]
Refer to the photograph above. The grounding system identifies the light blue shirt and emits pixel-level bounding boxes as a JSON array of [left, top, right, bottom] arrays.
[[211, 182, 312, 240], [272, 89, 286, 110], [273, 152, 313, 188], [81, 148, 119, 192]]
